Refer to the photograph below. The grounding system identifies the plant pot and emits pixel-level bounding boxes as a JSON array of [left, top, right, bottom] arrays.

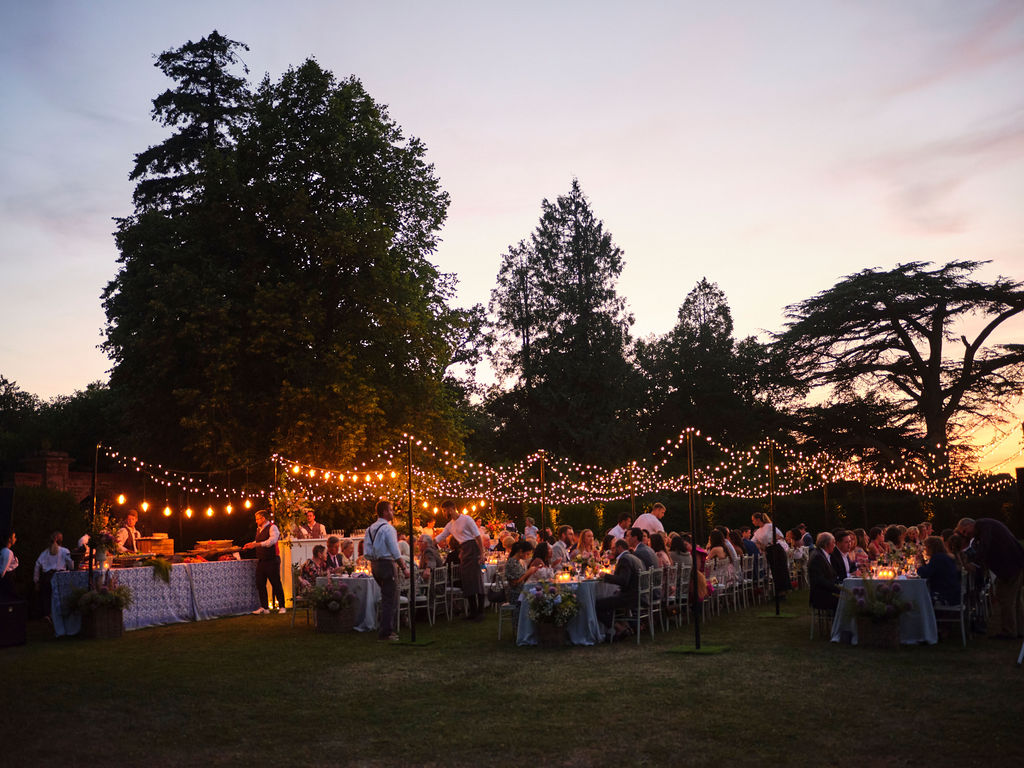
[[856, 617, 900, 648], [535, 621, 568, 648], [82, 605, 123, 639], [315, 604, 355, 633]]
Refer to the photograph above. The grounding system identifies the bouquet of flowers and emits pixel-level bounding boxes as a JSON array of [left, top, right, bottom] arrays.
[[71, 572, 133, 614], [844, 580, 913, 623], [309, 582, 354, 613], [571, 553, 602, 578], [525, 581, 579, 626]]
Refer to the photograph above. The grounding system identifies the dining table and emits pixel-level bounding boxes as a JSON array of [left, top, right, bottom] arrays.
[[830, 576, 938, 645], [315, 574, 381, 632], [516, 578, 620, 646]]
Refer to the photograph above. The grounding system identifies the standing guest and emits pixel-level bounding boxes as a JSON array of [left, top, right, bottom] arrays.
[[296, 510, 327, 539], [34, 531, 73, 619], [956, 517, 1024, 638], [435, 500, 487, 621], [575, 529, 598, 558], [808, 532, 840, 611], [829, 530, 859, 582], [505, 540, 542, 598], [115, 509, 141, 553], [0, 531, 19, 600], [752, 512, 790, 597], [633, 503, 667, 535], [597, 539, 644, 640], [523, 517, 539, 540], [627, 527, 658, 570], [551, 525, 575, 566], [917, 537, 960, 606], [299, 545, 328, 590], [867, 527, 886, 561], [607, 513, 632, 541], [242, 509, 286, 614], [364, 500, 409, 641]]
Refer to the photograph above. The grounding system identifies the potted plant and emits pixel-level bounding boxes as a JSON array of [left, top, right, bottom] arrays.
[[525, 581, 580, 647], [310, 582, 356, 633], [844, 580, 913, 648], [71, 573, 133, 639]]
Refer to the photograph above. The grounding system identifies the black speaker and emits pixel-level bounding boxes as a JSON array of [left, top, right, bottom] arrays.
[[0, 488, 12, 541]]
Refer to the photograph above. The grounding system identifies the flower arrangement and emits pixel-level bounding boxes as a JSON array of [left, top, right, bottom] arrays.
[[844, 579, 913, 623], [525, 581, 579, 626], [571, 553, 602, 578], [71, 573, 133, 615], [309, 582, 354, 613]]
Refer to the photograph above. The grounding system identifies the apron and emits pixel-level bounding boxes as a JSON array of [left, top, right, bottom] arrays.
[[458, 537, 484, 596]]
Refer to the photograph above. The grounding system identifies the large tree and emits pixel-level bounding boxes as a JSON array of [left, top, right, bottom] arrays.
[[103, 33, 475, 468], [486, 179, 639, 464], [776, 260, 1024, 473]]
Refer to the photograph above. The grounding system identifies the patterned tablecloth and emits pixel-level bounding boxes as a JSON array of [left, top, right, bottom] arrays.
[[516, 579, 620, 646], [831, 577, 938, 645], [316, 574, 381, 632], [52, 560, 260, 636]]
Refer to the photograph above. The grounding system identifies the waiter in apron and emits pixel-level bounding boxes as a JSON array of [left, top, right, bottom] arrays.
[[435, 500, 486, 621]]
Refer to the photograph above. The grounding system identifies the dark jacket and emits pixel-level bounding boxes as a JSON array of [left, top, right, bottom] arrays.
[[918, 551, 961, 605], [808, 548, 840, 610], [604, 551, 642, 601], [971, 518, 1024, 581]]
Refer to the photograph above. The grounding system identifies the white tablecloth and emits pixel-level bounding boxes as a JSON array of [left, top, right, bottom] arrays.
[[831, 577, 938, 645], [316, 574, 380, 632], [516, 580, 620, 646], [52, 560, 260, 636]]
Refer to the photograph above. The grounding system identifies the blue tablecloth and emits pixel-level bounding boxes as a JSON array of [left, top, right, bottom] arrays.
[[316, 574, 381, 632], [831, 577, 938, 645], [52, 560, 260, 636], [516, 580, 619, 646]]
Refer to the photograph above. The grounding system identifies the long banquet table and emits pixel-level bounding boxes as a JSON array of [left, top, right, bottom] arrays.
[[830, 577, 938, 646], [516, 579, 620, 646], [315, 574, 381, 632], [52, 560, 261, 636]]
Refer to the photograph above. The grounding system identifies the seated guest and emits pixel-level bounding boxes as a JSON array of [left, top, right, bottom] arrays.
[[529, 542, 554, 579], [705, 530, 738, 587], [883, 524, 903, 551], [867, 527, 886, 561], [669, 535, 692, 570], [808, 532, 840, 611], [852, 528, 870, 568], [785, 529, 807, 563], [905, 526, 920, 547], [627, 527, 657, 570], [596, 539, 643, 640], [727, 530, 746, 562], [917, 536, 960, 606], [829, 530, 859, 581], [575, 528, 597, 558], [34, 531, 74, 619], [505, 540, 542, 599], [339, 539, 356, 568], [417, 534, 444, 580], [650, 532, 672, 568], [299, 545, 328, 589], [324, 536, 345, 570], [551, 525, 575, 566], [600, 534, 616, 560]]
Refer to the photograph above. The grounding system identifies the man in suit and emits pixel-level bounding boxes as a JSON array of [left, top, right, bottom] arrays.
[[809, 532, 840, 610], [627, 527, 657, 570], [829, 530, 859, 582], [596, 539, 643, 639]]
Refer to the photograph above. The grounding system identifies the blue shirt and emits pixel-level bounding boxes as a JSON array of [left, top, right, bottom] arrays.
[[364, 518, 401, 560]]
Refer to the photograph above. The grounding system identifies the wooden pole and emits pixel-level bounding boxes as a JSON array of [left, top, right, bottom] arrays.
[[408, 435, 416, 642]]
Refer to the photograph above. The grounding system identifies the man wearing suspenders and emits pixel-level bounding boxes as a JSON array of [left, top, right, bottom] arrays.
[[364, 500, 408, 641]]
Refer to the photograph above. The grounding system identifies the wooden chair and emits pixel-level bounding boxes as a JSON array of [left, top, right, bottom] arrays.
[[290, 565, 312, 627], [428, 563, 451, 623], [810, 607, 834, 640], [933, 573, 968, 648]]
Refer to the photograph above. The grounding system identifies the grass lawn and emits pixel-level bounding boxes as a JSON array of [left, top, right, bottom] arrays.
[[4, 595, 1022, 768]]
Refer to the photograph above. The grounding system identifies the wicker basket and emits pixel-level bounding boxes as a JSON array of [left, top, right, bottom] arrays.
[[315, 604, 356, 633], [856, 617, 900, 648], [535, 621, 568, 648], [82, 606, 124, 639]]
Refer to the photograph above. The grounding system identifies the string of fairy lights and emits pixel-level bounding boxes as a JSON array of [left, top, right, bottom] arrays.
[[99, 425, 1018, 520]]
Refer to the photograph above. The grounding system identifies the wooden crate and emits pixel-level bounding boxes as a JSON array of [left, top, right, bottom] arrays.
[[138, 538, 174, 555]]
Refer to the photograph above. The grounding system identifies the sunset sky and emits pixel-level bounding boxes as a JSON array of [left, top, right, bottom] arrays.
[[1, 1, 1022, 470]]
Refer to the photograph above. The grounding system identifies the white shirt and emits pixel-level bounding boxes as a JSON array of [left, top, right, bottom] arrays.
[[254, 522, 280, 548], [0, 547, 17, 576], [116, 525, 140, 552], [524, 524, 538, 539], [436, 515, 481, 546], [752, 523, 789, 551], [34, 547, 73, 582], [608, 524, 628, 540], [633, 513, 665, 535], [364, 518, 402, 560]]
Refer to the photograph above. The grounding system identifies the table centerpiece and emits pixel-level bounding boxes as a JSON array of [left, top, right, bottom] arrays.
[[844, 579, 913, 648], [525, 581, 580, 647], [71, 572, 133, 639], [310, 581, 356, 633]]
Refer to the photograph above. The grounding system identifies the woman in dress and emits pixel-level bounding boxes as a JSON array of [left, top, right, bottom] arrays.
[[704, 530, 737, 587], [852, 528, 871, 569], [917, 536, 961, 606], [867, 526, 886, 561], [504, 540, 545, 601], [650, 532, 672, 568], [529, 542, 554, 580], [299, 544, 328, 590], [574, 529, 597, 558]]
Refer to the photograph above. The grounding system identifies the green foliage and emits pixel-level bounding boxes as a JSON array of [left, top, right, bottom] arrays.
[[102, 32, 477, 470], [2, 486, 85, 598]]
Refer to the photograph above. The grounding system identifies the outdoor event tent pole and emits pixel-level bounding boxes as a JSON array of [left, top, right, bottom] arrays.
[[769, 440, 780, 617], [408, 435, 416, 642], [688, 431, 701, 650], [539, 451, 546, 532], [630, 461, 635, 520], [89, 442, 99, 583]]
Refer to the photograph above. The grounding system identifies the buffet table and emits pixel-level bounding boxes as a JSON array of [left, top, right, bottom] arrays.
[[516, 579, 620, 646], [831, 577, 938, 646], [315, 574, 381, 632], [52, 560, 260, 636]]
